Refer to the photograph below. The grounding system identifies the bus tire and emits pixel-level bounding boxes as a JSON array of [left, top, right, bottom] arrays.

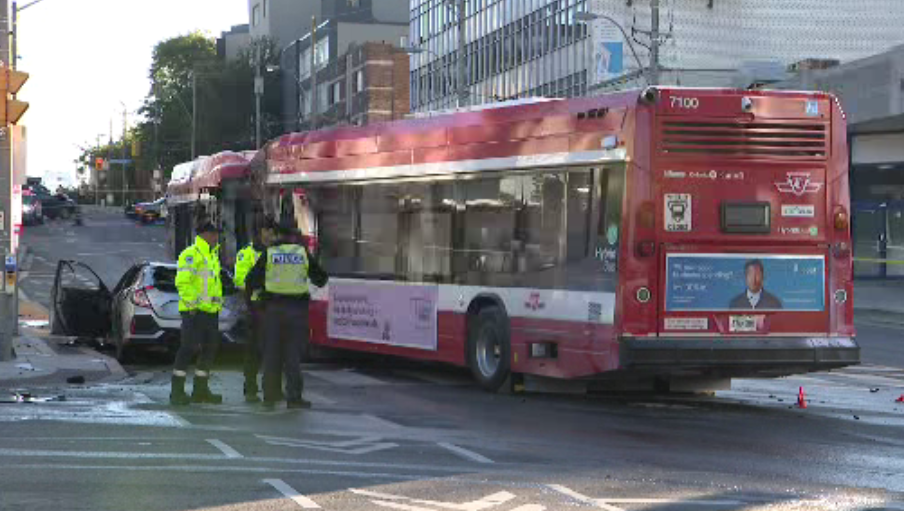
[[467, 306, 512, 392]]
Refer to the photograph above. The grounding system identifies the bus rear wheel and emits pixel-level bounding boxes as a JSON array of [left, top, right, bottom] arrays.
[[467, 306, 511, 392]]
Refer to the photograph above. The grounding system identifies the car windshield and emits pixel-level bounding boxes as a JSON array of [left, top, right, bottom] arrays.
[[151, 266, 178, 292]]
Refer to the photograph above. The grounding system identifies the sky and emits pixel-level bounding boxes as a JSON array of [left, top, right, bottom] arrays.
[[19, 0, 248, 188]]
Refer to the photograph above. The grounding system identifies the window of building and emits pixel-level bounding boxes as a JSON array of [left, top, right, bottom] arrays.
[[355, 69, 365, 93], [330, 81, 342, 105], [252, 4, 261, 26], [263, 0, 268, 17]]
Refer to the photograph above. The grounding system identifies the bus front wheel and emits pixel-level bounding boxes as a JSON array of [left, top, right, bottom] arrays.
[[467, 306, 511, 392]]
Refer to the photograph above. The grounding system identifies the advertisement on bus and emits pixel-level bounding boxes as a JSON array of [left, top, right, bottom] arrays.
[[327, 281, 438, 350], [666, 254, 826, 312]]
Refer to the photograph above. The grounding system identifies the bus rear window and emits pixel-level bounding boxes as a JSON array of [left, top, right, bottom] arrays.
[[721, 202, 771, 234]]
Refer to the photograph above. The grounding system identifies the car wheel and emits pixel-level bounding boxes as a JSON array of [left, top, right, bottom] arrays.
[[467, 305, 512, 392], [60, 208, 72, 220]]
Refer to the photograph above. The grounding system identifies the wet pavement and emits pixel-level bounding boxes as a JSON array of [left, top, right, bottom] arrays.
[[1, 359, 904, 510]]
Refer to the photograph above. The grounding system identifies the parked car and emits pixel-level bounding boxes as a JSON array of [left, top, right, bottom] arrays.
[[124, 201, 139, 219], [22, 191, 43, 225], [137, 198, 166, 224], [49, 260, 245, 362], [35, 191, 77, 220]]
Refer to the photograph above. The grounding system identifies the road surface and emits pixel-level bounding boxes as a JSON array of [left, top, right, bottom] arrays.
[[5, 208, 903, 511]]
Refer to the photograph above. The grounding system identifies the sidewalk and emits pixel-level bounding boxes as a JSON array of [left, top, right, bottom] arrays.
[[854, 280, 904, 326], [0, 292, 127, 387]]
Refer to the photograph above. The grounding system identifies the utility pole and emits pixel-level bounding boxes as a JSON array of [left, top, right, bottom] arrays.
[[121, 105, 127, 207], [310, 15, 319, 130], [456, 0, 467, 108], [11, 1, 16, 70], [95, 134, 102, 206], [191, 71, 197, 159], [0, 0, 12, 361], [649, 0, 661, 85], [254, 45, 262, 148]]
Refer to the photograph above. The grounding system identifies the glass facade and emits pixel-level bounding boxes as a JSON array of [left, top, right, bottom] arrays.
[[409, 0, 904, 112], [409, 0, 593, 111]]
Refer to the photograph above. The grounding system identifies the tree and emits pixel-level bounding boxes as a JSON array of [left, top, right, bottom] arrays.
[[134, 33, 282, 185]]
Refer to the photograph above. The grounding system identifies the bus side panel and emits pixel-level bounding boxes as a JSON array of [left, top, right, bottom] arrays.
[[617, 106, 658, 341], [308, 300, 468, 366], [509, 320, 620, 378], [829, 100, 855, 337]]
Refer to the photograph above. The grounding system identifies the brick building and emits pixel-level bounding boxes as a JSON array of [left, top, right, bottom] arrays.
[[306, 41, 410, 131]]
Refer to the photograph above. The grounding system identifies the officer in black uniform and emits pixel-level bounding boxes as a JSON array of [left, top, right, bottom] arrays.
[[245, 219, 328, 409]]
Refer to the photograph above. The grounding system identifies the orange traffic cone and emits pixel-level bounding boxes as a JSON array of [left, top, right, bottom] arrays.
[[797, 387, 807, 409]]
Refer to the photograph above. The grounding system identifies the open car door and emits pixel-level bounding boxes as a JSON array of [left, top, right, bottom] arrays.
[[49, 260, 112, 338]]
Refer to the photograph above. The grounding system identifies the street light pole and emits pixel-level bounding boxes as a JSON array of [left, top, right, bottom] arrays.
[[11, 0, 50, 70], [0, 0, 12, 361], [649, 0, 661, 85], [254, 46, 262, 149], [310, 15, 319, 130], [120, 102, 128, 207], [191, 71, 197, 159]]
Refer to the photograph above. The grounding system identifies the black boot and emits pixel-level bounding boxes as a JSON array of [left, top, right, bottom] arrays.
[[191, 376, 223, 404], [169, 375, 190, 406]]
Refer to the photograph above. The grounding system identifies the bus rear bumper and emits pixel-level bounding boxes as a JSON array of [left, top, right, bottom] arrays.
[[620, 336, 860, 377]]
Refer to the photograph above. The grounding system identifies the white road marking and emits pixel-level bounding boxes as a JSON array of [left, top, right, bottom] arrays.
[[257, 434, 399, 455], [351, 488, 518, 511], [0, 448, 473, 472], [206, 439, 243, 459], [437, 442, 494, 464], [263, 478, 322, 509], [547, 484, 743, 510]]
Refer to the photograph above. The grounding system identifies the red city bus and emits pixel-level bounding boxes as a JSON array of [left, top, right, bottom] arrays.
[[166, 151, 257, 263], [261, 87, 858, 392]]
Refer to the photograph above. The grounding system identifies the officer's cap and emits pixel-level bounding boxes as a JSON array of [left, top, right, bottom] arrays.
[[196, 222, 220, 235]]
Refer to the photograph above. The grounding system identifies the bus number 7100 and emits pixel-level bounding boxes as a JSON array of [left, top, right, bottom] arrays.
[[671, 96, 700, 109]]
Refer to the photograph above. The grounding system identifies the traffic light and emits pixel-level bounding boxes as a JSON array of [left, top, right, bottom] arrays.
[[0, 66, 29, 125], [95, 157, 104, 170]]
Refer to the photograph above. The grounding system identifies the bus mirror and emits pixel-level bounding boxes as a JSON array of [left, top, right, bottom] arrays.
[[640, 87, 659, 105]]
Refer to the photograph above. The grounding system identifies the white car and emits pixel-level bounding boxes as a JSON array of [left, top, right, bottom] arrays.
[[50, 260, 246, 362]]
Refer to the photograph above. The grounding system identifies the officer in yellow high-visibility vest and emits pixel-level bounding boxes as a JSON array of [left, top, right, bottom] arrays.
[[170, 222, 224, 406], [233, 215, 278, 403], [246, 219, 328, 409]]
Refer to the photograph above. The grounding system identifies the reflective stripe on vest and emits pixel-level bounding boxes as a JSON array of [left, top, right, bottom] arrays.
[[264, 244, 310, 296]]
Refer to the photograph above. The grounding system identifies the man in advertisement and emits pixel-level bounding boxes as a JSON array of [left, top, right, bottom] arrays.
[[730, 259, 783, 310]]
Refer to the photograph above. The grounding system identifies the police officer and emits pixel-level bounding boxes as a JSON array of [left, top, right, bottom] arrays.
[[246, 219, 328, 409], [170, 221, 224, 406], [233, 215, 277, 403]]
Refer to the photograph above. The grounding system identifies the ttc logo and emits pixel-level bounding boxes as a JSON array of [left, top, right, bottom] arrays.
[[524, 292, 545, 311], [775, 172, 822, 197]]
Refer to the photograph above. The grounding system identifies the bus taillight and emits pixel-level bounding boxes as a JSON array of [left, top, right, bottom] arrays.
[[834, 208, 849, 230]]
